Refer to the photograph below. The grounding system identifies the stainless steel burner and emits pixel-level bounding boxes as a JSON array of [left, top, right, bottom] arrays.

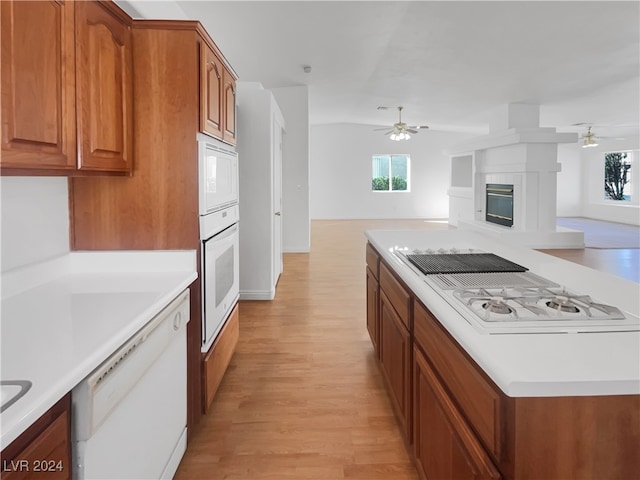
[[482, 300, 514, 315], [546, 297, 581, 313]]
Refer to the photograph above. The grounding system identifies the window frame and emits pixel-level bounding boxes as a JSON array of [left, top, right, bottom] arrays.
[[371, 154, 411, 193], [603, 150, 634, 203]]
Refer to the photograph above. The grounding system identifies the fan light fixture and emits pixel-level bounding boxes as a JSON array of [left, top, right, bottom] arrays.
[[390, 132, 410, 141], [582, 126, 599, 148]]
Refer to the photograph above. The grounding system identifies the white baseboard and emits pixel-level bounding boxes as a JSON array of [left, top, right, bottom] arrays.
[[240, 289, 275, 300], [284, 247, 310, 253]]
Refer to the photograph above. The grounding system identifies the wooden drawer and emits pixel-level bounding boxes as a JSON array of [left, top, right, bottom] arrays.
[[202, 303, 239, 412], [366, 243, 379, 279], [380, 262, 411, 329], [413, 300, 503, 460]]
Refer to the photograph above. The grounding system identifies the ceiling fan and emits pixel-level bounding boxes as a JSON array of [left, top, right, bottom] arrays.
[[573, 123, 627, 148], [375, 106, 429, 141], [580, 126, 599, 148]]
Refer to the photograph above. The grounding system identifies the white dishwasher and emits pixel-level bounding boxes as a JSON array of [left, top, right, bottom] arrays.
[[72, 289, 190, 480]]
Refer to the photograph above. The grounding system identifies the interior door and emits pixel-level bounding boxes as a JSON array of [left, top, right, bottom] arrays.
[[273, 118, 284, 288]]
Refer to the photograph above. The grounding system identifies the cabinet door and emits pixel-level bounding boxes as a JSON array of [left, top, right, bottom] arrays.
[[75, 1, 132, 173], [366, 267, 379, 355], [413, 346, 501, 480], [222, 67, 236, 145], [380, 291, 411, 438], [200, 43, 223, 139], [1, 0, 76, 171], [0, 394, 71, 480]]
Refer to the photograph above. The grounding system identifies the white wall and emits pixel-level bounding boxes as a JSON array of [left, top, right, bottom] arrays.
[[310, 124, 473, 219], [1, 177, 70, 272], [271, 86, 311, 253], [115, 0, 188, 19], [556, 144, 583, 217]]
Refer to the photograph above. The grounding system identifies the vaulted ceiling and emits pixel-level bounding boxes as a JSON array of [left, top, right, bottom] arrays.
[[122, 1, 639, 139]]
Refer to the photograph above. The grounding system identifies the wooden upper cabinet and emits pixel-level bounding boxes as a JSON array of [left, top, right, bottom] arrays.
[[0, 0, 132, 175], [200, 43, 223, 139], [0, 0, 76, 171], [222, 66, 236, 145], [199, 37, 236, 146], [75, 1, 132, 173]]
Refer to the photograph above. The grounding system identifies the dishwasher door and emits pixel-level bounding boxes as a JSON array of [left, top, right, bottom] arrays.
[[72, 289, 190, 480]]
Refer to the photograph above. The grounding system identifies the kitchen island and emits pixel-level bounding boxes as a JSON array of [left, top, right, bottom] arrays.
[[365, 229, 639, 480], [0, 250, 197, 469]]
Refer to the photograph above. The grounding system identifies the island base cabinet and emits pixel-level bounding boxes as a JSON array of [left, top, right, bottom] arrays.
[[509, 395, 640, 480], [380, 291, 412, 440], [413, 347, 501, 480]]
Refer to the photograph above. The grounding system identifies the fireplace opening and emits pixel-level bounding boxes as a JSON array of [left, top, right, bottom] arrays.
[[486, 184, 513, 227]]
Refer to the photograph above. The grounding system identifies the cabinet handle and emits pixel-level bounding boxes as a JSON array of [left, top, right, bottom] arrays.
[[173, 311, 183, 331], [275, 211, 281, 216]]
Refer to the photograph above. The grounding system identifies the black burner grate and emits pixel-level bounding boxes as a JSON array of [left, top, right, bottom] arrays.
[[406, 253, 528, 275]]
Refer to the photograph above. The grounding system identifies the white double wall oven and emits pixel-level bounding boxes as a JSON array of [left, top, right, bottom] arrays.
[[198, 133, 240, 352]]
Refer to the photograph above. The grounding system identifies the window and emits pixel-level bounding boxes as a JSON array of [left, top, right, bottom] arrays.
[[604, 151, 632, 201], [372, 154, 410, 191]]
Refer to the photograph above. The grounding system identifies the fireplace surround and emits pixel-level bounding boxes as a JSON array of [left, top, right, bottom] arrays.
[[446, 103, 585, 248]]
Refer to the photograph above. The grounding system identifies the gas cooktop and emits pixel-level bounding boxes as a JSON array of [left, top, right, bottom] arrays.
[[395, 247, 640, 334]]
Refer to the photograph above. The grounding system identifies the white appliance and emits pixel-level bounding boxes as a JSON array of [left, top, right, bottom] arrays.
[[198, 133, 238, 215], [72, 289, 190, 480], [395, 248, 640, 334], [201, 206, 239, 352], [198, 134, 240, 352]]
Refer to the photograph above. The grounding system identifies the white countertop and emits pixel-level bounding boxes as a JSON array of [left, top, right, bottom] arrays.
[[0, 250, 198, 450], [366, 229, 640, 398]]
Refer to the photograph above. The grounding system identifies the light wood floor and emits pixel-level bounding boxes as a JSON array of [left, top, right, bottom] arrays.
[[175, 219, 638, 480]]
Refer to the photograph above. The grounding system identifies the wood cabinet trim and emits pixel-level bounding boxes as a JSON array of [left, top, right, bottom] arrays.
[[130, 19, 237, 79], [95, 0, 133, 25]]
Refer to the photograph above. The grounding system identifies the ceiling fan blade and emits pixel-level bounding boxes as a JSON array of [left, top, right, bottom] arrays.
[[373, 127, 390, 131], [406, 128, 418, 134]]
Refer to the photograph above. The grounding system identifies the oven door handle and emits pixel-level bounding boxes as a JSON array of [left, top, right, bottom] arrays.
[[207, 223, 238, 243]]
